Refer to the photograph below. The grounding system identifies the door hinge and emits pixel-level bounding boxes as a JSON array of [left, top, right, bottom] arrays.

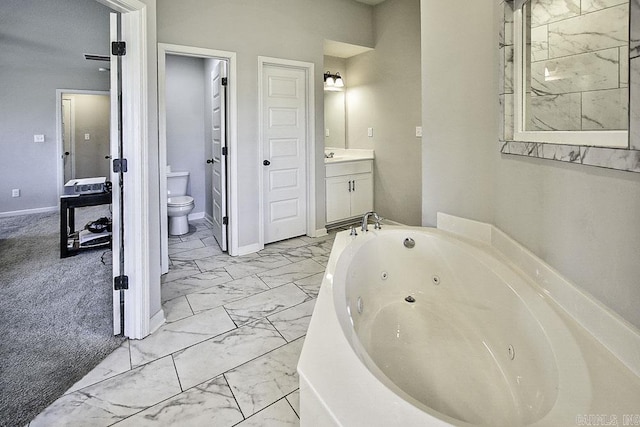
[[222, 77, 228, 86], [111, 41, 126, 56], [222, 147, 228, 156], [222, 216, 228, 225], [113, 158, 128, 173], [114, 275, 129, 290]]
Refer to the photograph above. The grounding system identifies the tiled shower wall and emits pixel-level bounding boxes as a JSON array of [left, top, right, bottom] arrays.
[[527, 0, 628, 131], [499, 0, 640, 173]]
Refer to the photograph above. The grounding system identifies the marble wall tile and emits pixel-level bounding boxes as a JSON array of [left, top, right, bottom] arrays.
[[234, 398, 299, 427], [225, 338, 304, 417], [582, 0, 628, 13], [267, 299, 316, 342], [162, 270, 233, 302], [582, 88, 628, 130], [186, 275, 271, 313], [504, 94, 514, 140], [130, 306, 235, 367], [531, 25, 549, 61], [224, 282, 311, 326], [531, 0, 580, 26], [173, 318, 286, 390], [257, 258, 326, 288], [547, 4, 628, 58], [31, 356, 181, 427], [113, 376, 243, 427], [631, 57, 640, 149], [505, 46, 514, 93], [531, 49, 620, 95], [630, 0, 640, 58], [621, 46, 630, 88], [527, 93, 582, 130]]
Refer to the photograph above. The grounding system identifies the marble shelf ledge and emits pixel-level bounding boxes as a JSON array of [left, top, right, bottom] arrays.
[[499, 140, 640, 173]]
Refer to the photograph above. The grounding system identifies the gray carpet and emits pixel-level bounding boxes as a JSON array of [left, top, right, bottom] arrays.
[[0, 207, 124, 427]]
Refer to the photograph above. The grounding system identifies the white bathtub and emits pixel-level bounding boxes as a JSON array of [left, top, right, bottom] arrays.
[[298, 217, 640, 426]]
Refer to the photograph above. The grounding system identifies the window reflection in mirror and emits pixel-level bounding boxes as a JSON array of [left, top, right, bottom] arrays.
[[522, 0, 629, 133]]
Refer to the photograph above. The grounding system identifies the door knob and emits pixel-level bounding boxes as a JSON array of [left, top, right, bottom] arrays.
[[263, 160, 271, 166], [64, 151, 70, 156], [206, 159, 214, 164], [105, 155, 112, 159]]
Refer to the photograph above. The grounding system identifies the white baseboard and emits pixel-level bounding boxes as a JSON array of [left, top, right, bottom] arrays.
[[309, 228, 328, 238], [0, 206, 58, 218], [148, 309, 166, 335], [236, 243, 261, 256], [187, 211, 205, 221]]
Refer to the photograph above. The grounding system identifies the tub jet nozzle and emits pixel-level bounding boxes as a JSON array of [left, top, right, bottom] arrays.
[[405, 296, 416, 303]]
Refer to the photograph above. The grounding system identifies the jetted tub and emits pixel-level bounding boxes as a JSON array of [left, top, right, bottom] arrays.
[[298, 218, 640, 426]]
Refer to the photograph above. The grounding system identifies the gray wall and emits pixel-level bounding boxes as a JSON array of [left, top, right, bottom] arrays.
[[165, 55, 207, 217], [0, 0, 111, 214], [69, 94, 111, 179], [420, 0, 640, 329], [156, 0, 374, 247], [348, 0, 422, 226]]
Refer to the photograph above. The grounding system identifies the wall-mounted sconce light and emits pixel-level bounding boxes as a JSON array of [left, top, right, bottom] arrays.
[[324, 71, 344, 91]]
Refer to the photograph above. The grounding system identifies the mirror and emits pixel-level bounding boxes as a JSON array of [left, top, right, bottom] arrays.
[[324, 90, 346, 148]]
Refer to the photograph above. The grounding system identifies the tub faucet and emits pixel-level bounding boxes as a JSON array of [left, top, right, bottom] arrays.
[[361, 211, 382, 232], [325, 152, 335, 159]]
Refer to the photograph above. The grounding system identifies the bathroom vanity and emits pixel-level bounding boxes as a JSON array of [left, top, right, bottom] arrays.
[[325, 149, 374, 224]]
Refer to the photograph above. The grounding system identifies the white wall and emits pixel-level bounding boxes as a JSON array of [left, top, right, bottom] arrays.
[[347, 0, 422, 226], [420, 0, 640, 329], [165, 55, 207, 217], [156, 0, 374, 247], [69, 94, 111, 179]]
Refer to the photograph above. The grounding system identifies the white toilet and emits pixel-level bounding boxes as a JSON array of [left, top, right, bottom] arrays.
[[167, 170, 195, 236]]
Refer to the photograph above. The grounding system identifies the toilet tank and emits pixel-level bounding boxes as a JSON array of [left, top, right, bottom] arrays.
[[167, 171, 189, 197]]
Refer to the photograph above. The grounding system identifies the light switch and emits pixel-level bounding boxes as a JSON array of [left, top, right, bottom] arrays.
[[325, 129, 330, 137], [34, 134, 45, 143], [416, 126, 423, 137], [367, 127, 373, 137]]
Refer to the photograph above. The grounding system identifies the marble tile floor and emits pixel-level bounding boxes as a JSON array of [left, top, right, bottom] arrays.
[[31, 219, 342, 427]]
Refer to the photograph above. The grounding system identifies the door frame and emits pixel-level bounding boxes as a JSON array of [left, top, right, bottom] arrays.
[[55, 89, 110, 196], [258, 56, 316, 249], [158, 43, 238, 271], [100, 0, 151, 339]]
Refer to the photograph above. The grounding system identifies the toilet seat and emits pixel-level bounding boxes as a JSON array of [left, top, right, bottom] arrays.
[[168, 195, 194, 207]]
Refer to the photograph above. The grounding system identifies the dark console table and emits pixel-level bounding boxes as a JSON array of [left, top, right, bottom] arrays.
[[60, 192, 112, 258]]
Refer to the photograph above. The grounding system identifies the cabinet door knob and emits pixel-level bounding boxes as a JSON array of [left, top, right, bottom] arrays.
[[263, 160, 271, 166], [348, 180, 352, 192]]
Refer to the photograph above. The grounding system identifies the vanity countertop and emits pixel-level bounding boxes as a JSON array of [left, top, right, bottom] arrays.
[[324, 148, 374, 164]]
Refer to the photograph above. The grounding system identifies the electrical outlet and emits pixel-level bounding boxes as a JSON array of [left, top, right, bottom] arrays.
[[416, 126, 423, 137], [12, 189, 20, 198], [325, 129, 330, 137], [84, 133, 91, 141], [367, 127, 373, 137], [34, 134, 45, 143]]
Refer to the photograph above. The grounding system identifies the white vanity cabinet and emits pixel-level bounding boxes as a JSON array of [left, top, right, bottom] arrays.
[[325, 160, 373, 224]]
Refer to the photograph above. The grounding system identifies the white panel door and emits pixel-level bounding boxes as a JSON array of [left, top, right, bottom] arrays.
[[211, 60, 227, 251], [262, 65, 307, 244]]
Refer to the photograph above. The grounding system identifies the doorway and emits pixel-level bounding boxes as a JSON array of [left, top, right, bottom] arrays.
[[57, 90, 111, 187], [158, 43, 238, 273]]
